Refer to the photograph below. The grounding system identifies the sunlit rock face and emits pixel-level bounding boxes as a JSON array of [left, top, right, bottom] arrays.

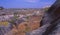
[[25, 24, 50, 35]]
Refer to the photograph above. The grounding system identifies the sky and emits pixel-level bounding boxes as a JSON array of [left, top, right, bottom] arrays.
[[0, 0, 56, 8]]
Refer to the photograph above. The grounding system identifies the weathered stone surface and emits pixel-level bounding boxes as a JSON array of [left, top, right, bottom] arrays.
[[26, 24, 50, 35]]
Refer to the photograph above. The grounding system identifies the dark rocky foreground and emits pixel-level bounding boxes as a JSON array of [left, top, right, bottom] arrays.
[[0, 23, 13, 35]]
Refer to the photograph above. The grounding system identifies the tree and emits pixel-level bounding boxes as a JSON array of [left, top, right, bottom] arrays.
[[8, 12, 19, 29], [0, 7, 4, 10]]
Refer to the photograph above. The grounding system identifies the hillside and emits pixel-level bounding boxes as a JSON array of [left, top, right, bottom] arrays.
[[0, 8, 48, 35]]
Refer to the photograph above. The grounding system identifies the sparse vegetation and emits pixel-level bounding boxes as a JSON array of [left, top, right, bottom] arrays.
[[0, 8, 45, 35]]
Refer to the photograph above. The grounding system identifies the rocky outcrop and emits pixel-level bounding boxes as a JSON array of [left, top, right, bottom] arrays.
[[26, 24, 50, 35]]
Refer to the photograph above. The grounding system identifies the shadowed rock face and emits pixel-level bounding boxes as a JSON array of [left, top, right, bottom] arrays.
[[28, 0, 60, 35], [0, 23, 13, 35], [40, 0, 60, 27]]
